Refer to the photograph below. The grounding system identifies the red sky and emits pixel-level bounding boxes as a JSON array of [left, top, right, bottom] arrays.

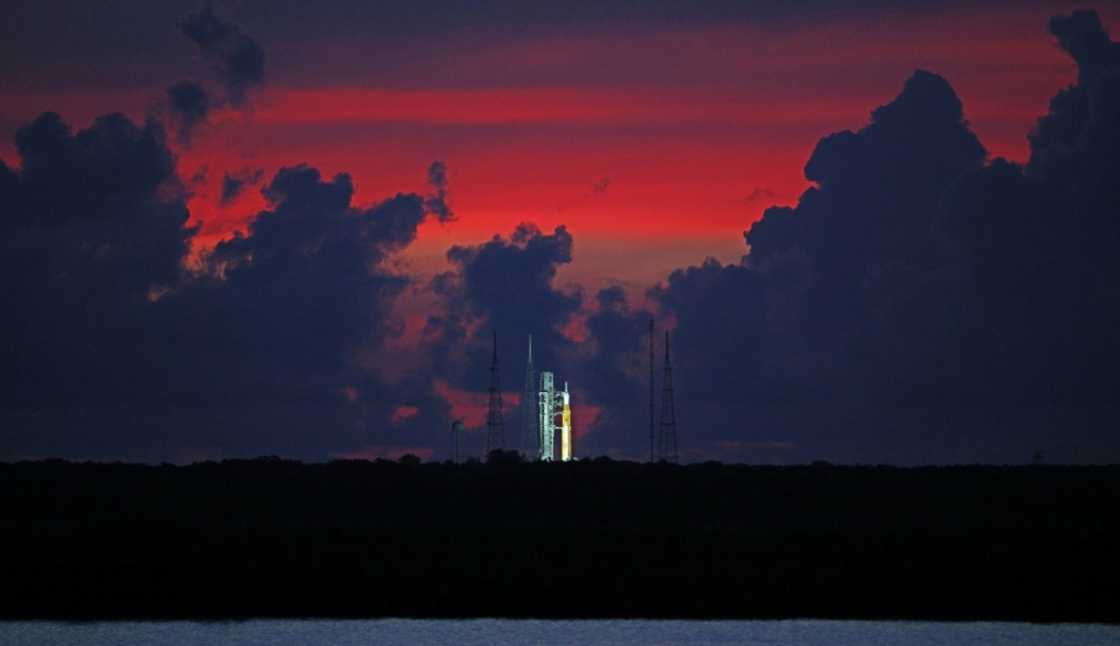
[[1, 3, 1113, 294]]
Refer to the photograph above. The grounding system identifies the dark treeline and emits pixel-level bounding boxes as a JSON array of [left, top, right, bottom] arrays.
[[1, 457, 1118, 621]]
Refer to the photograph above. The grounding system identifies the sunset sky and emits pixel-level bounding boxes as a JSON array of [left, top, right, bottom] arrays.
[[3, 1, 1120, 463], [2, 1, 1107, 287]]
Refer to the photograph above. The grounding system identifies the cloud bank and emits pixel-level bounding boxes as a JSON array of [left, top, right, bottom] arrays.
[[648, 10, 1120, 463], [0, 109, 451, 461], [3, 9, 1120, 464]]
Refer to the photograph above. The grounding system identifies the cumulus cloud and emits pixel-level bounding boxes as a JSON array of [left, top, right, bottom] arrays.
[[4, 111, 190, 278], [159, 163, 451, 456], [1048, 10, 1120, 85], [570, 286, 655, 454], [180, 2, 265, 107], [6, 8, 1120, 465], [0, 112, 194, 447], [945, 8, 1120, 410], [0, 5, 451, 462], [649, 11, 1120, 463], [0, 108, 450, 460], [437, 223, 579, 340]]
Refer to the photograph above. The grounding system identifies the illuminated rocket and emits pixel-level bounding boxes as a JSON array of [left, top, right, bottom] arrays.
[[560, 382, 572, 462], [533, 336, 575, 462]]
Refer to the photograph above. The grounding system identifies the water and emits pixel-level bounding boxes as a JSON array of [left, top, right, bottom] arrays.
[[1, 619, 1116, 645]]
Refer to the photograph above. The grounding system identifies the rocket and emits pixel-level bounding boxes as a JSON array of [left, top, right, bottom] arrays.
[[537, 364, 574, 462], [560, 381, 573, 462]]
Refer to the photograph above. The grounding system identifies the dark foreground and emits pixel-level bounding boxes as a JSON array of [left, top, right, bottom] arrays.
[[1, 458, 1117, 621], [4, 619, 1119, 646]]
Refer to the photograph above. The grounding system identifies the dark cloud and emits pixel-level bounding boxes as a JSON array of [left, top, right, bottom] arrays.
[[0, 1, 462, 461], [424, 160, 453, 222], [649, 12, 1120, 464], [1048, 10, 1120, 85], [158, 163, 451, 456], [438, 223, 579, 347], [424, 223, 580, 447], [219, 167, 264, 206], [947, 8, 1120, 411], [180, 3, 265, 107], [0, 111, 194, 437], [166, 80, 211, 144], [572, 286, 654, 456], [160, 5, 265, 145], [5, 7, 1120, 465], [0, 108, 451, 460]]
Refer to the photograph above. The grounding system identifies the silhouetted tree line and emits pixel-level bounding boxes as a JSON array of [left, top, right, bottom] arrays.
[[1, 458, 1117, 621]]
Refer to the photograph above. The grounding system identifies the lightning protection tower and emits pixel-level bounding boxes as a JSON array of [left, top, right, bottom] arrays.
[[658, 330, 678, 463], [649, 318, 655, 463], [486, 330, 505, 454], [450, 419, 464, 463], [521, 335, 539, 459]]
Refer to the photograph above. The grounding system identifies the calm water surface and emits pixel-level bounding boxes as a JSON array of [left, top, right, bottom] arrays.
[[1, 619, 1116, 645]]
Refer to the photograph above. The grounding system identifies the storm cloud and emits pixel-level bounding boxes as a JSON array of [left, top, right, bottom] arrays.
[[427, 223, 580, 387], [0, 109, 451, 461], [3, 7, 1120, 465], [649, 11, 1120, 463]]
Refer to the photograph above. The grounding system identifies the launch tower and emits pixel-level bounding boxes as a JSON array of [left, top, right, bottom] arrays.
[[539, 371, 555, 461]]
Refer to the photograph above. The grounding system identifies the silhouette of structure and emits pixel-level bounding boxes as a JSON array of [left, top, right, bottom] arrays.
[[649, 318, 656, 463], [658, 330, 678, 463], [486, 330, 504, 454], [521, 335, 539, 459], [450, 419, 464, 463]]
